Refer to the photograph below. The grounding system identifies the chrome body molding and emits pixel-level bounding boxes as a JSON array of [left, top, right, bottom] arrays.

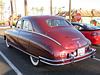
[[14, 28, 61, 46], [40, 54, 94, 66], [72, 38, 80, 40], [32, 32, 61, 46], [39, 49, 96, 62]]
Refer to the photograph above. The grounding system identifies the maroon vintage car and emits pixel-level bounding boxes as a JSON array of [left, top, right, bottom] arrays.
[[4, 16, 96, 66]]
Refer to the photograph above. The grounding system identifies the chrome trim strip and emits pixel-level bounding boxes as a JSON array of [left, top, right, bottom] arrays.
[[39, 49, 96, 62], [40, 54, 94, 66], [72, 38, 80, 40], [14, 27, 61, 46], [39, 56, 71, 62], [24, 31, 61, 46], [32, 32, 61, 46], [40, 60, 68, 66]]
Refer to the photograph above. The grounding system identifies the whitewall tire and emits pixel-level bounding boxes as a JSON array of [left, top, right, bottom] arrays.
[[30, 56, 39, 66], [6, 38, 11, 48]]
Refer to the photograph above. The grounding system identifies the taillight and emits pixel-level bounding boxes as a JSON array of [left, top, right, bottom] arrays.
[[59, 51, 67, 58], [55, 51, 77, 58], [91, 32, 98, 36]]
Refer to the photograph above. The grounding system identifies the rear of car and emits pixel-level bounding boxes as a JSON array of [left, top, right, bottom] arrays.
[[81, 30, 100, 45], [72, 23, 100, 45], [39, 19, 96, 65]]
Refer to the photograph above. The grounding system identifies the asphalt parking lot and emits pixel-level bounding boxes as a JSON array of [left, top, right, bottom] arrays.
[[0, 28, 100, 75]]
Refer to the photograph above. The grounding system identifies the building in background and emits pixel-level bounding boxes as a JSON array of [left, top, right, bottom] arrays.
[[57, 9, 100, 24]]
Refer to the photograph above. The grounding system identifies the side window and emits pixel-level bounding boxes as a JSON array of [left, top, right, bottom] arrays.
[[46, 19, 69, 27], [74, 25, 84, 31], [78, 26, 84, 30], [22, 20, 28, 31], [28, 22, 33, 31], [17, 20, 21, 29], [22, 20, 33, 31]]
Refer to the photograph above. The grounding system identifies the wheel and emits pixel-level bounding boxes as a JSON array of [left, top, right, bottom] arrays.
[[6, 38, 11, 48], [30, 56, 39, 66]]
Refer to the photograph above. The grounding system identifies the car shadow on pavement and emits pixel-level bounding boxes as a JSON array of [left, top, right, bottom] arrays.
[[31, 59, 100, 75], [93, 44, 100, 47]]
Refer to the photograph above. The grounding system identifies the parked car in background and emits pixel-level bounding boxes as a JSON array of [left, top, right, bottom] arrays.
[[4, 16, 96, 66], [90, 19, 100, 27], [72, 22, 100, 45]]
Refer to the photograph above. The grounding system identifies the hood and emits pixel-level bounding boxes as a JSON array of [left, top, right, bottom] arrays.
[[47, 26, 88, 49]]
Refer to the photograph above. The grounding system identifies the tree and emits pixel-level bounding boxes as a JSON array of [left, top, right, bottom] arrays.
[[35, 7, 39, 15], [10, 0, 14, 26], [54, 7, 57, 15], [24, 0, 28, 16], [31, 7, 34, 14], [0, 0, 5, 22], [69, 0, 71, 22], [14, 0, 17, 17], [50, 0, 53, 15], [58, 8, 61, 14], [40, 7, 44, 15]]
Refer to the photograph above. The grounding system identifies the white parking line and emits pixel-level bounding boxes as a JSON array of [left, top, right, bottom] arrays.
[[93, 57, 100, 62], [0, 51, 23, 75]]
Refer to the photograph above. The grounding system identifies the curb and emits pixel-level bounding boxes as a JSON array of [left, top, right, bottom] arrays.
[[0, 26, 10, 29], [0, 26, 15, 29]]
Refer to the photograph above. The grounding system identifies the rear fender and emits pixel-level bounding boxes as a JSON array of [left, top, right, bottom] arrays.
[[29, 32, 65, 60]]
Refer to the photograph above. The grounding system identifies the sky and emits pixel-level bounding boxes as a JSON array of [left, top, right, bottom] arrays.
[[3, 0, 100, 16]]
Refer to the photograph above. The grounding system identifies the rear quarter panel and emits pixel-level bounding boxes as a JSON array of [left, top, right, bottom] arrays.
[[81, 31, 100, 45], [29, 32, 65, 60], [5, 29, 19, 47]]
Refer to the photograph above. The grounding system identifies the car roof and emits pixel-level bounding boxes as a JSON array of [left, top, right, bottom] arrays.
[[72, 22, 100, 30], [18, 15, 69, 34], [18, 15, 66, 21], [72, 22, 87, 24]]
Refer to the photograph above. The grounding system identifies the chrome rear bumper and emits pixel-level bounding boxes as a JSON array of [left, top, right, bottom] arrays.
[[39, 48, 96, 66]]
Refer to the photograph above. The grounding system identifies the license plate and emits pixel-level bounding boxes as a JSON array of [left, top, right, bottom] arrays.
[[78, 47, 85, 56]]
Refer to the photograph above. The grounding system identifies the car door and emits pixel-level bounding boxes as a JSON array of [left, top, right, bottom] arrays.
[[18, 20, 30, 52], [8, 20, 21, 47], [29, 23, 47, 57]]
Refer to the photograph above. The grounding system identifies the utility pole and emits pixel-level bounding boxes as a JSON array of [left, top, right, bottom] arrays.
[[69, 0, 71, 22], [24, 0, 28, 16], [50, 0, 53, 15], [10, 0, 14, 26], [1, 5, 2, 22], [14, 0, 17, 17]]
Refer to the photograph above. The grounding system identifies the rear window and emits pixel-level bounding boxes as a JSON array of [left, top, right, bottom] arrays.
[[84, 24, 100, 30], [46, 19, 69, 27], [95, 19, 100, 23]]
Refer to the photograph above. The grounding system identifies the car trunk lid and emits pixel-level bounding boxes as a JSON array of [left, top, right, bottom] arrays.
[[47, 26, 88, 49]]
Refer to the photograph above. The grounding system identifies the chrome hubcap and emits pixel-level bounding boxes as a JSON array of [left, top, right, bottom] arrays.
[[30, 56, 39, 66], [6, 39, 10, 47]]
